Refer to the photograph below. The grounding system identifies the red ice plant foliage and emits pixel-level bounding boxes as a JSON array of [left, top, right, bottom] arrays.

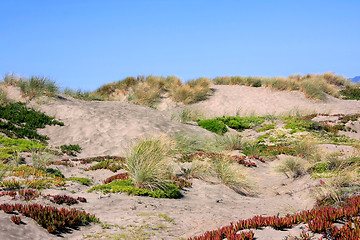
[[188, 196, 360, 240], [0, 203, 98, 233], [172, 176, 192, 189], [103, 172, 129, 184], [11, 215, 21, 224], [43, 194, 86, 205]]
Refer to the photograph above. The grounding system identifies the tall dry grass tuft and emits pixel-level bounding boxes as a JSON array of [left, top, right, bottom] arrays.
[[292, 136, 319, 160], [125, 138, 171, 191], [3, 73, 23, 86], [215, 133, 243, 151], [132, 82, 161, 108], [0, 87, 10, 105], [171, 107, 204, 123], [275, 156, 309, 178], [211, 155, 251, 195], [169, 77, 212, 104], [19, 76, 59, 100], [212, 73, 355, 101]]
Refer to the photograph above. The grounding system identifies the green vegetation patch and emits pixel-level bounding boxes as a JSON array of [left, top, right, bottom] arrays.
[[89, 179, 181, 198], [197, 119, 228, 135], [340, 88, 360, 100], [60, 144, 82, 156], [0, 135, 45, 159], [0, 102, 63, 141], [67, 177, 92, 186], [217, 116, 266, 131], [256, 122, 277, 132], [45, 168, 65, 178]]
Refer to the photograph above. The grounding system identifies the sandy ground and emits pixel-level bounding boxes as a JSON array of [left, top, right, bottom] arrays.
[[0, 84, 359, 239], [192, 85, 360, 117]]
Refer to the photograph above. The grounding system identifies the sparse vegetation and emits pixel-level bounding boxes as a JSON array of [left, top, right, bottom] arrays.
[[275, 156, 308, 178], [60, 144, 82, 156], [212, 72, 356, 100], [67, 177, 92, 186]]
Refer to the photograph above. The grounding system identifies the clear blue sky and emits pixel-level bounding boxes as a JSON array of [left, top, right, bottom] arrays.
[[1, 1, 359, 91]]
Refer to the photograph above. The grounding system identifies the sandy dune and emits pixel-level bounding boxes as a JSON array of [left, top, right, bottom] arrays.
[[193, 85, 360, 116], [37, 95, 213, 158], [0, 84, 359, 239]]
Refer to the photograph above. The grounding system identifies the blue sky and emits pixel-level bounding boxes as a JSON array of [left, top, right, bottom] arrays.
[[1, 1, 359, 91]]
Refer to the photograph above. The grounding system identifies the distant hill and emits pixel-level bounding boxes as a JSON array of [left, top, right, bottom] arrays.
[[351, 76, 360, 83]]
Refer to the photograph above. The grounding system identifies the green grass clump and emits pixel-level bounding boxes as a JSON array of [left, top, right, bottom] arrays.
[[89, 179, 181, 198], [275, 156, 308, 178], [197, 119, 228, 135], [125, 138, 172, 191], [63, 88, 104, 101], [67, 177, 92, 186], [0, 135, 45, 159], [340, 88, 360, 100], [18, 76, 59, 100], [0, 102, 63, 141], [60, 144, 82, 156], [171, 107, 204, 123]]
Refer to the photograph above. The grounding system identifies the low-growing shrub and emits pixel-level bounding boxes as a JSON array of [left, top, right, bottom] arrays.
[[0, 136, 45, 160], [197, 119, 228, 135], [86, 160, 124, 172], [44, 194, 85, 205], [67, 177, 92, 186], [256, 122, 277, 132], [0, 102, 63, 141], [45, 168, 65, 178], [60, 144, 82, 156], [0, 203, 99, 233], [89, 179, 181, 198], [340, 88, 360, 100]]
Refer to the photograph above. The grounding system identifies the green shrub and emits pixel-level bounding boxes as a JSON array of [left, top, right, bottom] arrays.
[[67, 177, 92, 186], [217, 116, 266, 131], [89, 179, 181, 198], [0, 102, 63, 141], [46, 168, 65, 178], [340, 88, 360, 100], [60, 144, 82, 156], [197, 119, 228, 135]]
